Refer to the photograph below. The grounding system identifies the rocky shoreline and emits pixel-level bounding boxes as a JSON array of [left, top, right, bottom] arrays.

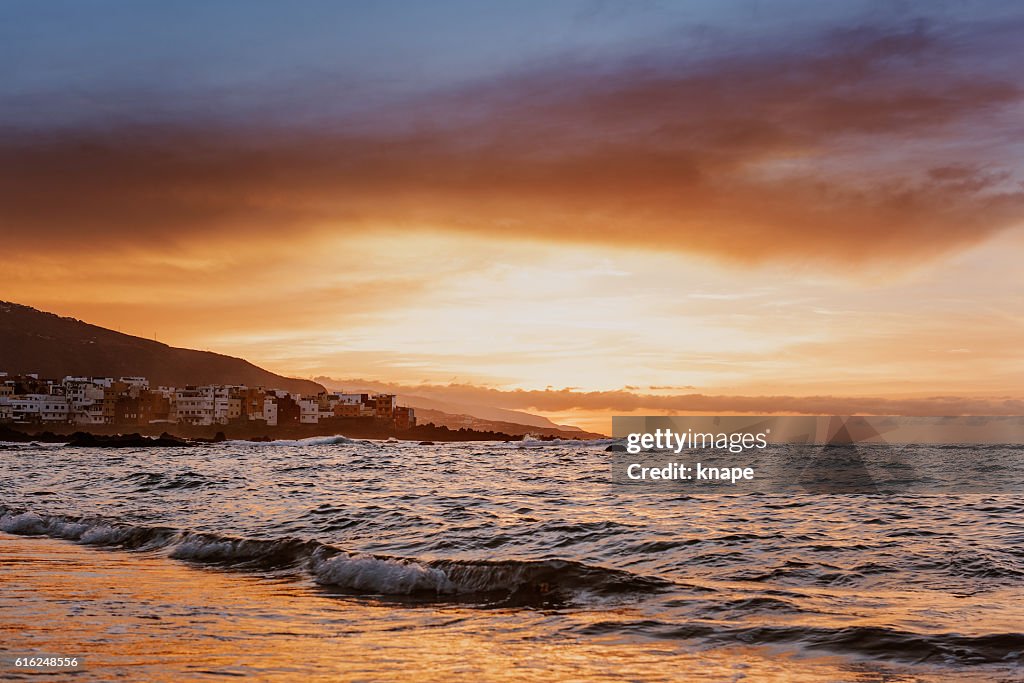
[[0, 423, 581, 446]]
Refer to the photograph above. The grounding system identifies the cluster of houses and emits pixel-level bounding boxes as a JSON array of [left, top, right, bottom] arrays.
[[0, 373, 415, 429]]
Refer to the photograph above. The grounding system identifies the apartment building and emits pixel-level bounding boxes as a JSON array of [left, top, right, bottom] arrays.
[[0, 373, 414, 430]]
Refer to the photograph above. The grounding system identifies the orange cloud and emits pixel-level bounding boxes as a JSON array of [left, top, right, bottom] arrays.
[[317, 379, 1024, 417], [3, 24, 1022, 266]]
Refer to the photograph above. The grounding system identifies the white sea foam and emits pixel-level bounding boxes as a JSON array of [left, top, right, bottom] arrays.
[[0, 509, 176, 551], [79, 524, 136, 545], [169, 536, 241, 561], [1, 511, 106, 540], [46, 519, 91, 540], [0, 511, 47, 535], [310, 553, 455, 594]]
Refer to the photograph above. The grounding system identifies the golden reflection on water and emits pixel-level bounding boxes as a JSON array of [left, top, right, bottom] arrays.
[[0, 533, 997, 682]]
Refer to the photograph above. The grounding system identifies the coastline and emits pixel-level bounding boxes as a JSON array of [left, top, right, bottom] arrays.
[[0, 421, 590, 445]]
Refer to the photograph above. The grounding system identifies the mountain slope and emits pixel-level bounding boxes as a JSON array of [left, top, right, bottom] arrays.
[[389, 394, 581, 431], [0, 302, 323, 394]]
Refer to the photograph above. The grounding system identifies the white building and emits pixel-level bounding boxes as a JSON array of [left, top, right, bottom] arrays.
[[62, 378, 107, 425], [173, 387, 215, 426], [212, 386, 233, 424], [3, 394, 69, 423], [299, 398, 320, 424], [263, 397, 278, 426]]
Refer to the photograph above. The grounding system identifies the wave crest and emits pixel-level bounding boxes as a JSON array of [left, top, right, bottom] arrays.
[[0, 506, 666, 604]]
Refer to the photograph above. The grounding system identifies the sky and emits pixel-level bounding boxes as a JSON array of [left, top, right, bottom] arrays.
[[3, 1, 1023, 432]]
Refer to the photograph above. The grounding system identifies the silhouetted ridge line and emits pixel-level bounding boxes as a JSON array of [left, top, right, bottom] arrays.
[[0, 301, 322, 394]]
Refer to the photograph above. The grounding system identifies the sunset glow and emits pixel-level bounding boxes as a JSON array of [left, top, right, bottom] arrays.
[[3, 1, 1023, 432]]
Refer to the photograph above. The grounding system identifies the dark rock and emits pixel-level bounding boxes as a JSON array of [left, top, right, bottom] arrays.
[[67, 432, 189, 448], [191, 431, 228, 444], [0, 425, 34, 442], [33, 431, 64, 443]]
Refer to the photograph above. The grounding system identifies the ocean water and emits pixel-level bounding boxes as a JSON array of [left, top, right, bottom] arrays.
[[1, 438, 1022, 681]]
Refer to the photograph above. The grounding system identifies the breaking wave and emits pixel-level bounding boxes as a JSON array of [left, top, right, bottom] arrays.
[[0, 506, 669, 604]]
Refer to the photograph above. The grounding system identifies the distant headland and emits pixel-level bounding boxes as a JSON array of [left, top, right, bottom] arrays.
[[0, 373, 592, 443], [0, 302, 602, 441]]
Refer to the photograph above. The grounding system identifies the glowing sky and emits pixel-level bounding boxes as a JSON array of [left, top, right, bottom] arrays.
[[3, 1, 1023, 431]]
